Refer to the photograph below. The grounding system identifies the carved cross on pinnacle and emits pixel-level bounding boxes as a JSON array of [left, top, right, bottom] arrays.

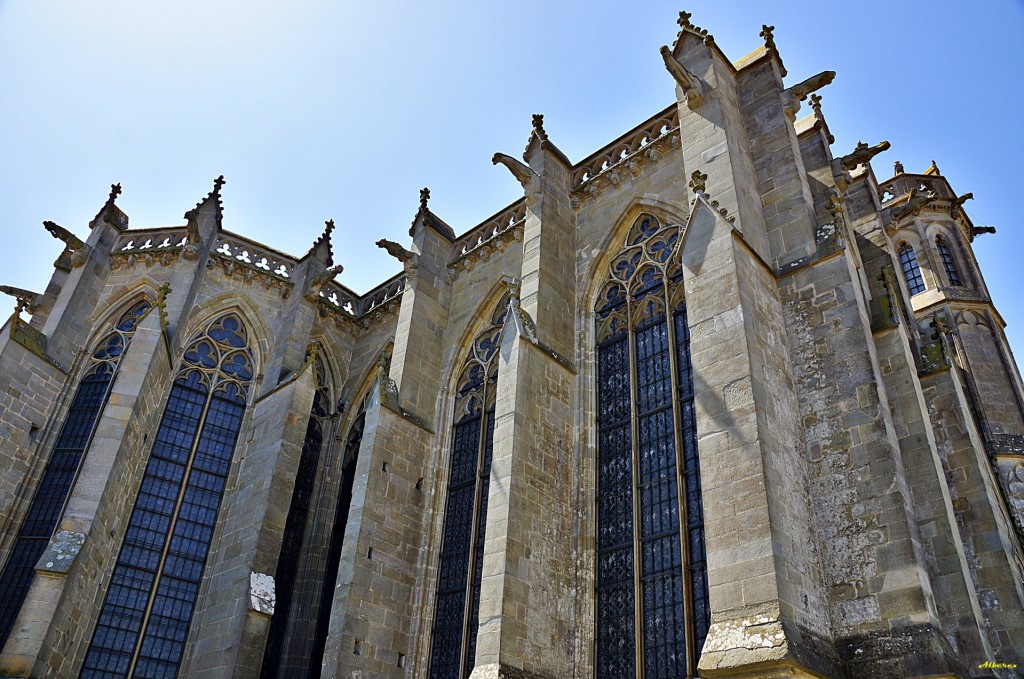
[[677, 11, 692, 28], [810, 93, 823, 114], [323, 219, 335, 237], [108, 183, 122, 203], [688, 169, 708, 193], [213, 175, 226, 192], [760, 24, 776, 50], [532, 114, 548, 140], [419, 187, 430, 211]]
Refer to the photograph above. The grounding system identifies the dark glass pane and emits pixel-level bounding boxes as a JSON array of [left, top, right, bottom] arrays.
[[464, 410, 495, 671], [898, 243, 926, 296], [0, 369, 112, 647], [595, 335, 636, 679], [937, 238, 962, 287], [428, 417, 483, 679], [261, 389, 327, 678]]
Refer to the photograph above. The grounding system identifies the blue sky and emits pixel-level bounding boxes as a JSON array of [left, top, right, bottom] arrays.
[[2, 1, 1023, 358]]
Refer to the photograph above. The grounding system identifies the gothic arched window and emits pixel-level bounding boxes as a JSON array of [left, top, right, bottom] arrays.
[[936, 236, 962, 287], [261, 351, 336, 678], [0, 299, 150, 649], [428, 297, 507, 679], [80, 313, 254, 678], [594, 213, 708, 678], [898, 242, 926, 296]]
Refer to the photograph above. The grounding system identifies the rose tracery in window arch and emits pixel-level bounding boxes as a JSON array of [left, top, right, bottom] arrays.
[[0, 299, 151, 649], [428, 294, 508, 679], [82, 312, 255, 679], [595, 213, 708, 679]]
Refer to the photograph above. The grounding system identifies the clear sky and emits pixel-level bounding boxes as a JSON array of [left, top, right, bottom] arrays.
[[2, 1, 1022, 358]]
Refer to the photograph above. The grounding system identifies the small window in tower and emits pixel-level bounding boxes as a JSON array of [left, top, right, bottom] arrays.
[[936, 236, 962, 287], [898, 242, 926, 296]]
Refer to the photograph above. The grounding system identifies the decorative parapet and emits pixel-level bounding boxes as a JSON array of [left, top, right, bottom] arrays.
[[571, 105, 679, 196], [110, 227, 190, 270], [207, 231, 297, 297], [448, 200, 527, 279]]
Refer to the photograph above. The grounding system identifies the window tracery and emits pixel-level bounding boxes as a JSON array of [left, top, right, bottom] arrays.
[[0, 299, 151, 649], [261, 352, 336, 678], [595, 213, 707, 678], [81, 313, 254, 679], [936, 236, 962, 287], [898, 241, 926, 296], [428, 296, 508, 679]]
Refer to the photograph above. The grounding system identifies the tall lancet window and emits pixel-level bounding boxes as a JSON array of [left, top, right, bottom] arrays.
[[594, 213, 708, 678], [0, 300, 150, 648], [428, 296, 508, 679], [898, 242, 926, 296], [936, 236, 962, 287], [81, 313, 254, 679], [260, 352, 335, 678]]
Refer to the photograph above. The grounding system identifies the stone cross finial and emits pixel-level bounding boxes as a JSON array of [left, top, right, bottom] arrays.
[[532, 114, 548, 140], [108, 183, 122, 204], [324, 219, 335, 236], [419, 187, 430, 211], [894, 161, 904, 175], [760, 24, 776, 50], [810, 93, 823, 114], [688, 169, 708, 193], [213, 175, 226, 193], [678, 11, 692, 28]]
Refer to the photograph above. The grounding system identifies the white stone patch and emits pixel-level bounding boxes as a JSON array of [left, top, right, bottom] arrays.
[[701, 140, 728, 164], [249, 571, 276, 615]]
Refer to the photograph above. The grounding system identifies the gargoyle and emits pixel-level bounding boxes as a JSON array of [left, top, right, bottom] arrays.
[[972, 225, 997, 237], [304, 264, 344, 302], [43, 221, 90, 267], [839, 140, 891, 171], [782, 70, 835, 120], [890, 186, 936, 222], [950, 192, 973, 216], [660, 46, 704, 108], [492, 152, 536, 189], [182, 209, 201, 260], [376, 238, 418, 276], [0, 285, 42, 314]]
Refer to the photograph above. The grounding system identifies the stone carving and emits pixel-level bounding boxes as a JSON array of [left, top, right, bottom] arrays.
[[839, 140, 891, 171], [182, 209, 202, 260], [0, 285, 41, 315], [249, 571, 275, 615], [492, 152, 536, 188], [688, 169, 708, 194], [376, 238, 418, 277], [660, 46, 704, 108], [782, 70, 835, 120], [376, 348, 400, 409], [972, 225, 997, 237], [950, 192, 974, 217], [890, 185, 936, 222], [759, 24, 787, 75], [43, 220, 90, 267], [894, 160, 905, 175], [304, 264, 345, 302]]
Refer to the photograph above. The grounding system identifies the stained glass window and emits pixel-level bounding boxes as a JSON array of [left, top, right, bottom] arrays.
[[595, 214, 707, 678], [898, 242, 926, 296], [428, 298, 507, 679], [260, 353, 335, 679], [80, 313, 254, 678], [0, 299, 150, 649], [936, 236, 962, 287]]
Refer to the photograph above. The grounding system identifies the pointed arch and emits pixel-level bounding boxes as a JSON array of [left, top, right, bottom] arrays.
[[0, 295, 155, 649], [81, 311, 256, 677]]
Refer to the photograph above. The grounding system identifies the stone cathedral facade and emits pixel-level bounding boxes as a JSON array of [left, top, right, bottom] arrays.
[[2, 12, 1024, 679]]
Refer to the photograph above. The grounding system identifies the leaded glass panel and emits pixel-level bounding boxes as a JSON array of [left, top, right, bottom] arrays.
[[594, 213, 708, 678], [81, 313, 253, 678], [0, 300, 150, 649], [898, 242, 926, 296], [936, 237, 962, 287]]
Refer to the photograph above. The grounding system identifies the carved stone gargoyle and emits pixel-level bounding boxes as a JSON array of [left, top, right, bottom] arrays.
[[660, 46, 704, 108], [303, 264, 344, 302], [376, 239, 418, 277], [492, 152, 536, 189], [831, 140, 890, 190], [43, 221, 90, 268], [0, 285, 42, 315], [890, 185, 937, 222], [182, 209, 202, 260], [782, 70, 835, 120], [950, 192, 973, 217], [972, 225, 997, 237]]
